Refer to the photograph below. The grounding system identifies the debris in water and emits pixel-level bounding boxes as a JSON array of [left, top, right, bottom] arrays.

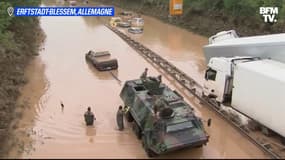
[[109, 71, 122, 85], [60, 101, 64, 108], [43, 136, 53, 139]]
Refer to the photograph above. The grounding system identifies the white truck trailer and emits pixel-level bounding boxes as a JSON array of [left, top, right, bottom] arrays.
[[203, 30, 285, 64], [202, 56, 285, 138]]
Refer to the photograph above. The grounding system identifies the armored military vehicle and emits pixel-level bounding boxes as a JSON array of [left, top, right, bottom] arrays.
[[120, 75, 210, 157]]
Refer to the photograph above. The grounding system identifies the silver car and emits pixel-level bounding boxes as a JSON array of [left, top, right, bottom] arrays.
[[128, 27, 143, 34]]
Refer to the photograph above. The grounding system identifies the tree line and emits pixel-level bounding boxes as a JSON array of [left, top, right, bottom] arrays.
[[0, 0, 42, 156]]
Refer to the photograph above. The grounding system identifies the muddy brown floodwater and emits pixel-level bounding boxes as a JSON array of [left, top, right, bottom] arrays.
[[117, 12, 208, 85], [7, 1, 269, 159]]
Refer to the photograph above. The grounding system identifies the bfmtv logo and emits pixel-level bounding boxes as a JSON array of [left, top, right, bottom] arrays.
[[259, 7, 278, 23]]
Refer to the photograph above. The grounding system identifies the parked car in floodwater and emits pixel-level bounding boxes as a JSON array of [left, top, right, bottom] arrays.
[[128, 27, 143, 34], [109, 17, 122, 27], [117, 21, 131, 28], [85, 50, 118, 71], [131, 17, 144, 29]]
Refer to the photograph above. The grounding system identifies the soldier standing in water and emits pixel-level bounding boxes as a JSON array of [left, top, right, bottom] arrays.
[[84, 107, 96, 126], [117, 105, 124, 131]]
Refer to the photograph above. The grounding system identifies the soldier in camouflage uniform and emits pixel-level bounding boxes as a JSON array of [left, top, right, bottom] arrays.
[[117, 105, 124, 131], [157, 75, 162, 84], [84, 107, 96, 126], [154, 96, 164, 116], [140, 68, 148, 80]]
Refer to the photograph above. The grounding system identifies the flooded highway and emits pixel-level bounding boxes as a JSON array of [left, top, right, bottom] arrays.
[[117, 13, 208, 85], [7, 1, 268, 159]]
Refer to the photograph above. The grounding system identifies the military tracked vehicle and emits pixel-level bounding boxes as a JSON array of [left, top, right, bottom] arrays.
[[120, 75, 210, 157]]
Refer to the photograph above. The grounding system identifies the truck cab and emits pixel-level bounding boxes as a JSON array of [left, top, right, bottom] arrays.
[[203, 57, 231, 104], [203, 57, 256, 104]]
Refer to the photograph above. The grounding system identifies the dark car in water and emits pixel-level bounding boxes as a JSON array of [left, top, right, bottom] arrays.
[[85, 50, 118, 71]]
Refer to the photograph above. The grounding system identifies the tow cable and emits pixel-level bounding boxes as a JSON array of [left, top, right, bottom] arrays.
[[109, 71, 122, 85]]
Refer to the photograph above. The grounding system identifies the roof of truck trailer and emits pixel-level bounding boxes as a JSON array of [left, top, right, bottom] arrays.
[[238, 59, 285, 81], [206, 33, 285, 47]]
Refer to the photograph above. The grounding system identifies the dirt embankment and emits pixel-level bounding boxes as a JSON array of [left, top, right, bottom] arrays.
[[0, 18, 44, 157], [97, 0, 285, 37]]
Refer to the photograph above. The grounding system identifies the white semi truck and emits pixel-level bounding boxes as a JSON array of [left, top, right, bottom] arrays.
[[202, 31, 285, 140], [203, 56, 285, 139]]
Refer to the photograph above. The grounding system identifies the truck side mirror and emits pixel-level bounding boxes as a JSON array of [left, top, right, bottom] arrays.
[[207, 118, 212, 127]]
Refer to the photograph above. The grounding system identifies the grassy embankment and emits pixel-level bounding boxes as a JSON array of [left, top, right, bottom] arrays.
[[0, 0, 44, 156], [98, 0, 285, 37]]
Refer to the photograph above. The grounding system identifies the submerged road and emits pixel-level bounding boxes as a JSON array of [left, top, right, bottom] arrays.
[[7, 1, 268, 159]]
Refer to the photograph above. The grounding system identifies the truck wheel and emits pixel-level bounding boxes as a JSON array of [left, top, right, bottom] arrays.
[[281, 137, 285, 145], [133, 122, 142, 139], [261, 126, 273, 137], [217, 101, 221, 107], [247, 120, 260, 131], [212, 100, 221, 107], [126, 111, 134, 122], [202, 92, 206, 98]]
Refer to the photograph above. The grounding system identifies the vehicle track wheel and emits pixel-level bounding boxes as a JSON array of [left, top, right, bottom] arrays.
[[126, 111, 134, 122], [132, 122, 142, 139], [281, 137, 285, 145]]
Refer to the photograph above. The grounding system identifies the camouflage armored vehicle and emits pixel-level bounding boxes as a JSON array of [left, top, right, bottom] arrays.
[[120, 75, 210, 157]]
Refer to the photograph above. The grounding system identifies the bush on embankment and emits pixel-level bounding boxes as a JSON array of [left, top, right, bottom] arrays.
[[0, 0, 43, 156], [97, 0, 285, 37]]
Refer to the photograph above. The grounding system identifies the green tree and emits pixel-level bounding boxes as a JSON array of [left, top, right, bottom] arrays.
[[0, 2, 14, 49]]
